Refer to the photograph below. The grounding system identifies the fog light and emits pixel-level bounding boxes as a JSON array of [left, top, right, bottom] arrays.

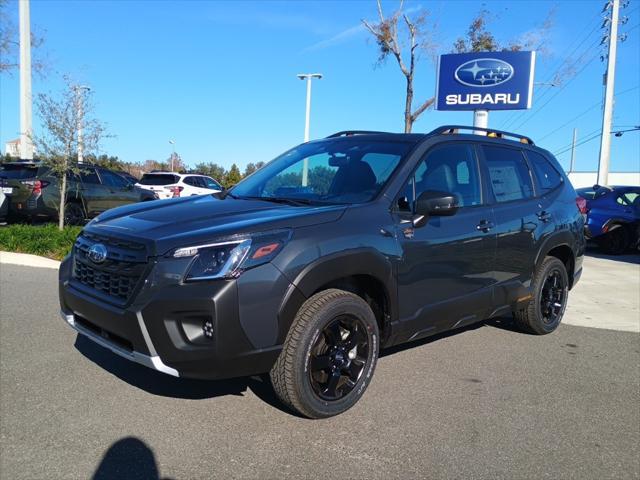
[[203, 321, 214, 339]]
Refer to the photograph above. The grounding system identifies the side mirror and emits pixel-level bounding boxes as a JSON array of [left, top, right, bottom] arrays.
[[415, 190, 459, 217]]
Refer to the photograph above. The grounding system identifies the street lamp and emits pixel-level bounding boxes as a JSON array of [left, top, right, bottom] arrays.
[[169, 139, 176, 172], [297, 73, 322, 186], [74, 85, 91, 164]]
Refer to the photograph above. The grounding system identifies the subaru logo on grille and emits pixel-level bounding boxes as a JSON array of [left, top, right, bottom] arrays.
[[87, 244, 108, 264], [454, 58, 514, 87]]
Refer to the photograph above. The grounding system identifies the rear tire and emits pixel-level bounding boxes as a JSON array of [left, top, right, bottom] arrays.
[[514, 256, 569, 335], [270, 289, 379, 419], [598, 226, 629, 255]]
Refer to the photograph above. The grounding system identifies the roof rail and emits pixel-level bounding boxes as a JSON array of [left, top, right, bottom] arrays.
[[326, 130, 388, 138], [429, 125, 535, 145]]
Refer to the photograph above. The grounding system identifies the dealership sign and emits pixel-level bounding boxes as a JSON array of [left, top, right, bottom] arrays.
[[435, 51, 536, 111]]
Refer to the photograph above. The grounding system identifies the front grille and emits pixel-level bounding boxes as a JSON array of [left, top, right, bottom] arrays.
[[73, 260, 139, 301], [72, 233, 149, 303]]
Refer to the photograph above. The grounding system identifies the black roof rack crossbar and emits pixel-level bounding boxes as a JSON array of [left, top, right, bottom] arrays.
[[326, 130, 389, 138], [429, 125, 535, 145]]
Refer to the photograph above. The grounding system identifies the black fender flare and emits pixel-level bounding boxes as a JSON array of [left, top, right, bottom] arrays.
[[276, 248, 397, 343], [533, 231, 577, 280]]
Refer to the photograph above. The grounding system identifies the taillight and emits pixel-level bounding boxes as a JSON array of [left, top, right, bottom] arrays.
[[166, 185, 184, 197], [21, 179, 49, 195], [576, 196, 588, 214]]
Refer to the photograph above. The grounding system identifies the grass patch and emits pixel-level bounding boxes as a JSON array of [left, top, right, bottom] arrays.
[[0, 224, 82, 260]]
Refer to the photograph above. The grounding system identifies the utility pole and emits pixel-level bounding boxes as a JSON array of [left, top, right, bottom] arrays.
[[19, 0, 34, 160], [597, 0, 621, 186], [297, 73, 322, 186], [569, 128, 578, 173], [74, 86, 91, 164]]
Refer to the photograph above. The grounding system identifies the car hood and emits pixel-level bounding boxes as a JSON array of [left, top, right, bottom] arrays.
[[85, 194, 347, 256]]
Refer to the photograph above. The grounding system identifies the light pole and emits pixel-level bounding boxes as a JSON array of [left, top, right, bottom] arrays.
[[169, 140, 176, 172], [19, 0, 34, 160], [74, 85, 91, 164], [297, 73, 322, 186]]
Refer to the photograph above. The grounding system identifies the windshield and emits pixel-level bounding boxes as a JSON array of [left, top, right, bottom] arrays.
[[230, 139, 411, 204]]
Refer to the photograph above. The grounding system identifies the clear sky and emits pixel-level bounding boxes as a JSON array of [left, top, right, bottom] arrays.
[[0, 0, 638, 172]]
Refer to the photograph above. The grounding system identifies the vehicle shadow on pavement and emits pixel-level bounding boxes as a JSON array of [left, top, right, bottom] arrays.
[[74, 335, 297, 416], [92, 436, 172, 480]]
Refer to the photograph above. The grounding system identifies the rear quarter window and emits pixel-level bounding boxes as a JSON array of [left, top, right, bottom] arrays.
[[0, 164, 43, 179], [527, 151, 563, 194], [139, 174, 179, 186]]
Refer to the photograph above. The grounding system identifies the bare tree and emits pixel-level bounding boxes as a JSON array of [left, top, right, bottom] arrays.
[[32, 77, 109, 230], [0, 0, 47, 75], [362, 0, 437, 133]]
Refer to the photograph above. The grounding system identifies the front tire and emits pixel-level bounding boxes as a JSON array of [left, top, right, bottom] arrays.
[[514, 256, 569, 335], [270, 289, 379, 419]]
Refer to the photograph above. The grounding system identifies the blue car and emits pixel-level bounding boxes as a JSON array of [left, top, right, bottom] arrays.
[[577, 185, 640, 254]]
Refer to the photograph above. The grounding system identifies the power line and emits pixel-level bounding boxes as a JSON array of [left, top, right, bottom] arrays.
[[498, 13, 602, 130], [509, 52, 601, 132], [537, 85, 639, 142], [553, 127, 601, 154], [554, 131, 602, 157], [501, 37, 602, 131]]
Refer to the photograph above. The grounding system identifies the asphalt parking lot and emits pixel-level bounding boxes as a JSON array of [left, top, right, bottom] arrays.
[[0, 252, 638, 479]]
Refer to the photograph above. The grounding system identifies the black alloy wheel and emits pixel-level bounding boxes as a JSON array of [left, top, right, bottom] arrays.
[[539, 268, 567, 326], [308, 314, 370, 401], [270, 289, 379, 419]]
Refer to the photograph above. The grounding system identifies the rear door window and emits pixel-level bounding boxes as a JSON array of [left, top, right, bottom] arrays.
[[183, 176, 202, 187], [139, 174, 179, 186], [481, 145, 534, 203], [526, 151, 563, 194]]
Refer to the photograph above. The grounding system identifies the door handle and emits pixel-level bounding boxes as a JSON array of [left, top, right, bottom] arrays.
[[537, 211, 552, 222], [476, 220, 494, 232]]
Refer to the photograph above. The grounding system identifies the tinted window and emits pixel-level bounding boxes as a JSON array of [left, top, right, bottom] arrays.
[[0, 164, 42, 179], [79, 168, 100, 185], [100, 170, 128, 188], [527, 151, 562, 194], [482, 145, 533, 202], [617, 191, 640, 207], [398, 143, 482, 210], [183, 176, 199, 187], [139, 174, 179, 186], [576, 188, 595, 200]]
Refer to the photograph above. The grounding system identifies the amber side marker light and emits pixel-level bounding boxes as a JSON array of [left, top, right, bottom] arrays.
[[252, 243, 281, 259]]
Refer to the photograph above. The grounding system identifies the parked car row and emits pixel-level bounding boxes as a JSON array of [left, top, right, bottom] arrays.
[[576, 185, 640, 254], [0, 162, 223, 225]]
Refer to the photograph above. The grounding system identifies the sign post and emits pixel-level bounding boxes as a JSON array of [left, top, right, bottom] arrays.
[[436, 51, 536, 130]]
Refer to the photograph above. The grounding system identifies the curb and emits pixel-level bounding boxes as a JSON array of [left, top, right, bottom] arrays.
[[0, 251, 61, 269]]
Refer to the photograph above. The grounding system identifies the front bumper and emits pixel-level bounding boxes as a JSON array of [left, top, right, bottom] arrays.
[[59, 254, 287, 380], [60, 310, 179, 376]]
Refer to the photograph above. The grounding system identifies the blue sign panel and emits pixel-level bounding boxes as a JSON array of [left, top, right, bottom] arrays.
[[435, 51, 536, 111]]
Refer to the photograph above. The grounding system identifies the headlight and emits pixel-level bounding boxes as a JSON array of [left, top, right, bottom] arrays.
[[173, 230, 290, 282]]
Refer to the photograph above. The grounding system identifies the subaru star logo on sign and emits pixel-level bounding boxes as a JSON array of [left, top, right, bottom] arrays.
[[87, 243, 108, 264], [436, 51, 536, 111]]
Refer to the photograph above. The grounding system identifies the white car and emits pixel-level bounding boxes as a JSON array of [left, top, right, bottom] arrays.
[[135, 172, 223, 199]]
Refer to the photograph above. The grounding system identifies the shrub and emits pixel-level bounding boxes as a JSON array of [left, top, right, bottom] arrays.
[[0, 224, 82, 260]]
